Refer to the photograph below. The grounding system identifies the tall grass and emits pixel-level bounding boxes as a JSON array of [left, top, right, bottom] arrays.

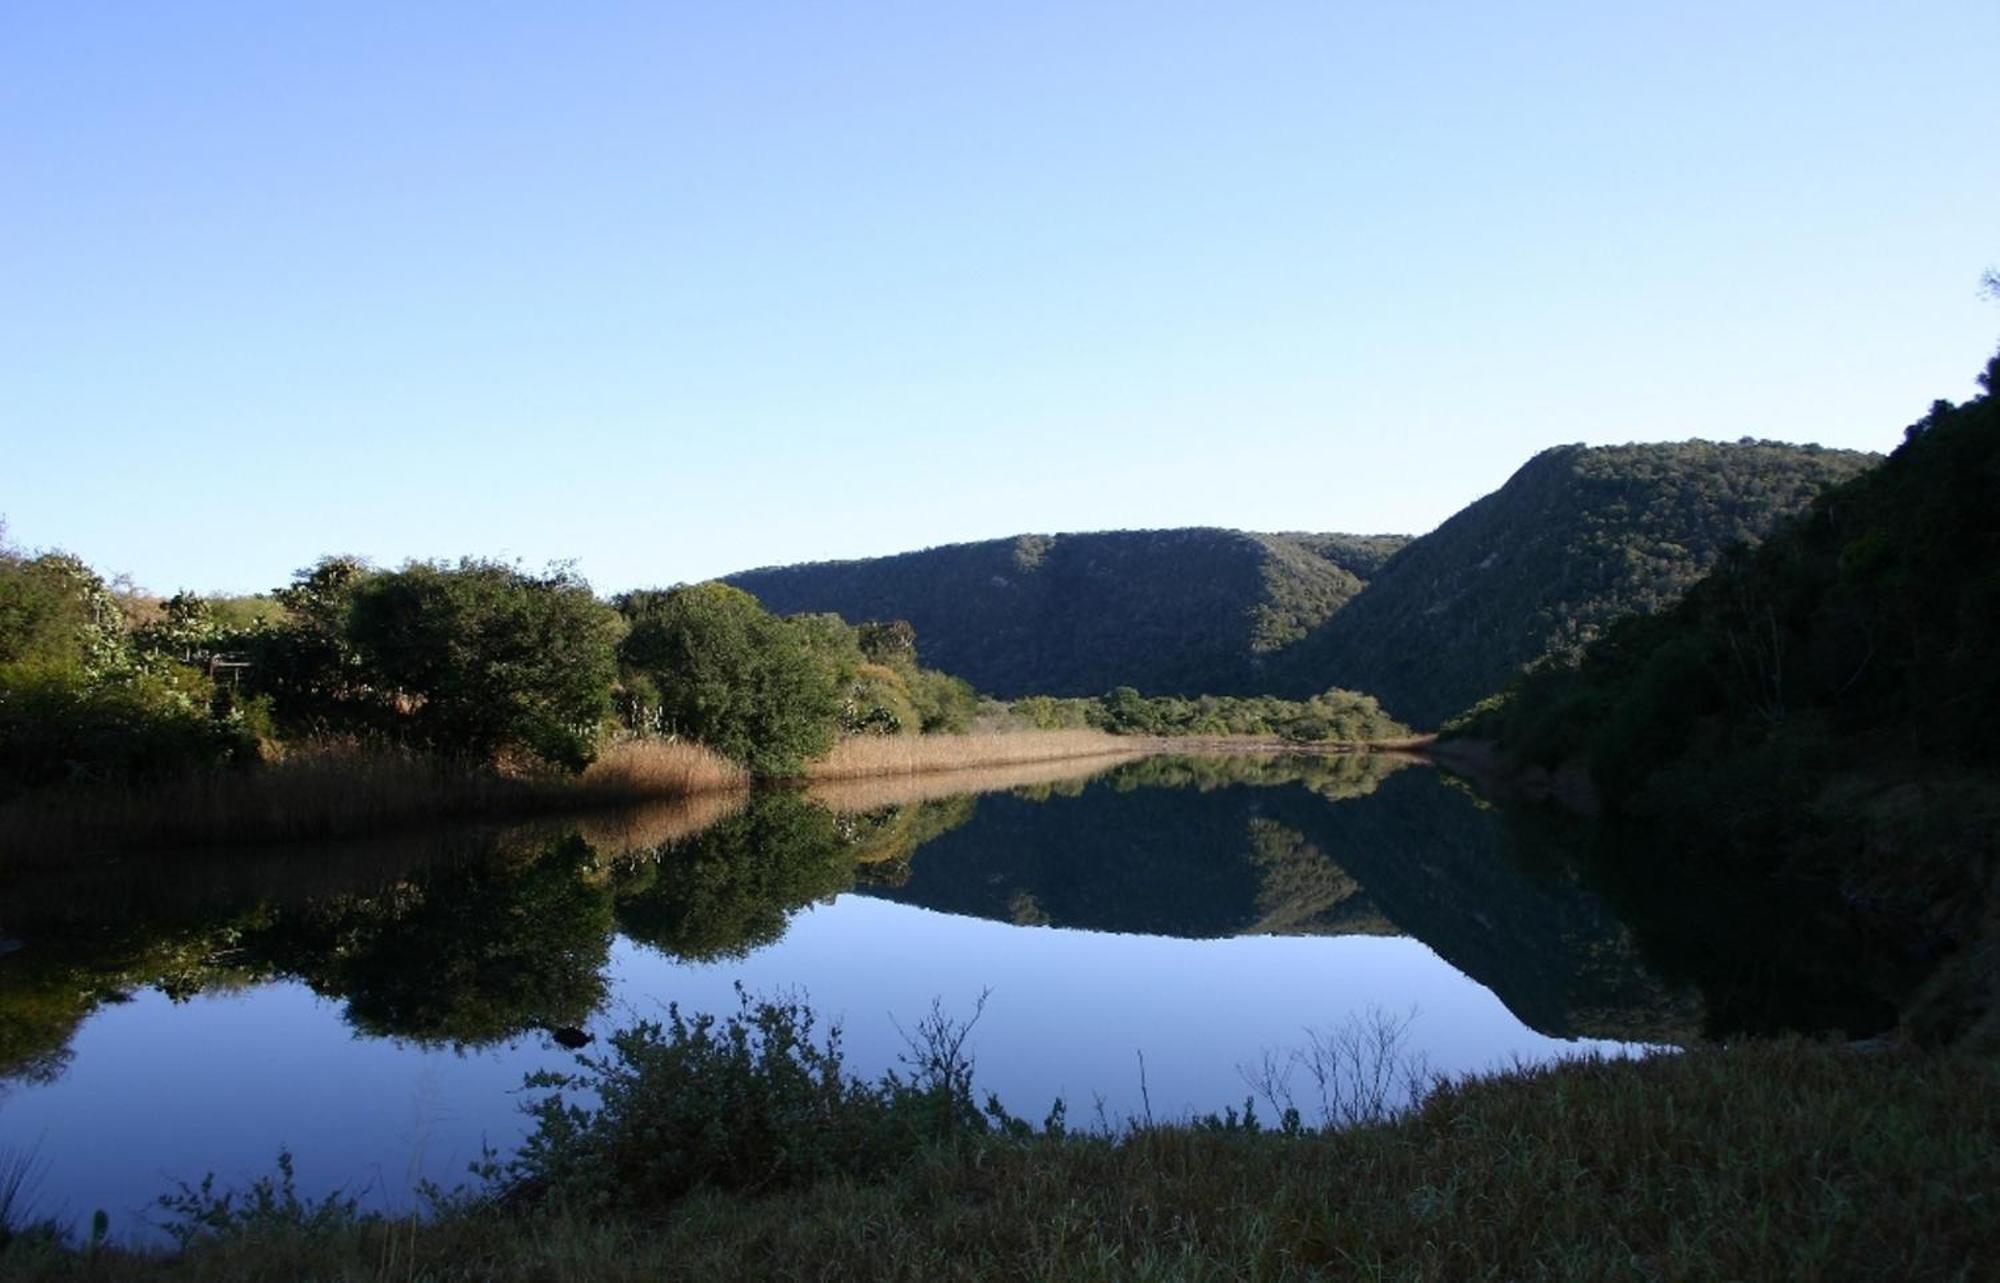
[[0, 738, 745, 863], [1, 726, 1403, 863], [0, 1143, 45, 1249], [805, 752, 1141, 814], [806, 729, 1136, 781]]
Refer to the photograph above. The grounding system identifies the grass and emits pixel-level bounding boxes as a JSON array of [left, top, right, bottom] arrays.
[[0, 726, 1610, 863], [805, 728, 1138, 781], [806, 750, 1144, 814], [0, 738, 746, 863], [7, 1039, 1993, 1281]]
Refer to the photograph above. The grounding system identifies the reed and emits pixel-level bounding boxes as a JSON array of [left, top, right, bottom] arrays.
[[571, 789, 751, 857], [0, 738, 746, 863], [805, 752, 1140, 814], [572, 739, 748, 800], [806, 729, 1135, 781]]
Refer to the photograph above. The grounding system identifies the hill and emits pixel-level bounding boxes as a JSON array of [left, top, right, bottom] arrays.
[[1268, 440, 1879, 725], [726, 528, 1409, 698], [725, 443, 1873, 720], [1464, 350, 2000, 1046]]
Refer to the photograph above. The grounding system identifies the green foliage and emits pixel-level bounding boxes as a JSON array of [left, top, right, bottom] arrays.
[[728, 528, 1392, 698], [1467, 348, 2000, 1044], [348, 560, 624, 770], [155, 1149, 361, 1250], [0, 549, 130, 678], [1475, 354, 2000, 785], [820, 617, 979, 734], [0, 661, 252, 795], [1017, 686, 1410, 742], [617, 583, 841, 778], [0, 541, 259, 797], [1274, 440, 1879, 725], [239, 556, 379, 737], [515, 988, 1002, 1213]]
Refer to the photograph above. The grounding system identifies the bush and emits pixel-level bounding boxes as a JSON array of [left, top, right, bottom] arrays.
[[0, 660, 253, 797], [616, 584, 841, 778], [514, 988, 1000, 1213], [347, 560, 625, 770]]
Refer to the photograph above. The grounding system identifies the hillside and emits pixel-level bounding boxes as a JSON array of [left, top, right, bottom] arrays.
[[1268, 440, 1879, 725], [1464, 350, 2000, 1046], [726, 528, 1408, 698], [725, 443, 1872, 720]]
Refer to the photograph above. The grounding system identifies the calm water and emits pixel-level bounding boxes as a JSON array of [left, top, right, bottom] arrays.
[[0, 753, 1691, 1241]]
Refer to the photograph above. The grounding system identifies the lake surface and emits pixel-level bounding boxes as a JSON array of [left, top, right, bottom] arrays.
[[0, 753, 1694, 1242]]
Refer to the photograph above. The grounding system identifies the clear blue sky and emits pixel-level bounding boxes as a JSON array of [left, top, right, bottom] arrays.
[[4, 2, 1995, 596]]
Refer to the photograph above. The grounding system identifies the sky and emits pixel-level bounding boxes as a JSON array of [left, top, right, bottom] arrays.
[[4, 2, 1996, 596]]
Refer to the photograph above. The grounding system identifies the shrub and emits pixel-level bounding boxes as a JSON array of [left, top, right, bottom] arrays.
[[347, 560, 625, 770], [616, 584, 841, 778], [513, 988, 999, 1213]]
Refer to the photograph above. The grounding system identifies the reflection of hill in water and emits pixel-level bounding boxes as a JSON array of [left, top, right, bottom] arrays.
[[1, 754, 1702, 1087], [859, 756, 1701, 1044]]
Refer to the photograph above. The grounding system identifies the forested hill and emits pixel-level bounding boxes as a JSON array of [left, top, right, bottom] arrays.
[[727, 444, 1871, 717], [726, 529, 1408, 698], [1464, 350, 2000, 1045], [1267, 440, 1879, 725]]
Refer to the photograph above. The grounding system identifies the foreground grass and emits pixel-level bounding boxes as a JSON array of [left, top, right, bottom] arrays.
[[10, 1042, 1994, 1281]]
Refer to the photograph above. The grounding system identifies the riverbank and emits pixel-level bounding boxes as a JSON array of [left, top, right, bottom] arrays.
[[0, 729, 1413, 862], [7, 1038, 1991, 1280]]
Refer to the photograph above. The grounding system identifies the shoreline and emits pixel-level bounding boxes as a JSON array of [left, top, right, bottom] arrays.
[[0, 730, 1431, 863]]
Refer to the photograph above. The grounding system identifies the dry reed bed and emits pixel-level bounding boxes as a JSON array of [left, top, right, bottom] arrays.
[[0, 739, 746, 862], [804, 729, 1135, 781], [0, 729, 1401, 861], [805, 751, 1146, 814]]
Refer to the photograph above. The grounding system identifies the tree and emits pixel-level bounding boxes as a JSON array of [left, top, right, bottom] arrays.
[[242, 556, 380, 736], [346, 560, 624, 770], [616, 583, 842, 778]]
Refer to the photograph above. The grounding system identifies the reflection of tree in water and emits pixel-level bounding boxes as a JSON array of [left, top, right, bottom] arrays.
[[0, 791, 967, 1084], [1102, 751, 1413, 800], [612, 793, 853, 963], [266, 834, 614, 1047], [1494, 802, 1907, 1041], [0, 895, 280, 1089], [2, 827, 626, 1080]]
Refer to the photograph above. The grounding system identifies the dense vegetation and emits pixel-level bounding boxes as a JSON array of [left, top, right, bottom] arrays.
[[1010, 685, 1409, 742], [723, 444, 1872, 723], [727, 528, 1404, 697], [1461, 348, 2000, 1047], [1269, 440, 1878, 725], [0, 543, 991, 809]]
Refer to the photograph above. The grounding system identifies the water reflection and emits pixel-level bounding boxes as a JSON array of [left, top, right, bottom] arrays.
[[1, 752, 1706, 1098], [1, 752, 1749, 1233]]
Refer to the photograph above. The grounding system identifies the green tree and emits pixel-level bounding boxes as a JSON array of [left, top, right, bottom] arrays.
[[242, 556, 380, 736], [616, 583, 842, 778], [347, 560, 624, 770], [0, 548, 131, 677]]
